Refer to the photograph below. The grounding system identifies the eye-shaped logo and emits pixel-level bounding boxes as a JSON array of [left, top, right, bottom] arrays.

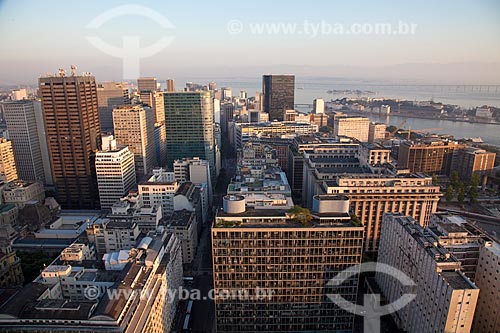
[[327, 262, 416, 333], [86, 5, 175, 79]]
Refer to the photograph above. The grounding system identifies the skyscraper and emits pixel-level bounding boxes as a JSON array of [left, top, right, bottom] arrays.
[[165, 79, 175, 92], [1, 100, 45, 183], [376, 213, 478, 333], [164, 92, 215, 180], [39, 73, 101, 209], [96, 135, 136, 209], [212, 194, 364, 332], [96, 82, 129, 131], [0, 139, 18, 182], [112, 105, 157, 177], [262, 74, 295, 121], [137, 77, 157, 92]]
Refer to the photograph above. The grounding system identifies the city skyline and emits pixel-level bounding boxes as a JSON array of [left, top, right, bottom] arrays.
[[0, 0, 500, 84]]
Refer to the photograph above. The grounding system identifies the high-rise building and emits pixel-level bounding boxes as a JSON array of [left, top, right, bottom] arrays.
[[139, 168, 179, 217], [164, 92, 215, 180], [306, 173, 442, 251], [139, 90, 165, 123], [397, 138, 465, 175], [137, 77, 157, 92], [173, 157, 212, 205], [112, 105, 157, 177], [39, 73, 101, 209], [154, 122, 167, 167], [32, 100, 53, 185], [11, 89, 27, 101], [0, 139, 18, 183], [208, 81, 216, 91], [333, 116, 370, 142], [212, 194, 364, 332], [165, 79, 175, 92], [1, 100, 45, 182], [376, 213, 478, 333], [95, 135, 136, 209], [313, 98, 324, 114], [451, 147, 496, 181], [262, 74, 295, 121], [368, 122, 386, 143], [96, 82, 129, 131], [472, 241, 500, 332]]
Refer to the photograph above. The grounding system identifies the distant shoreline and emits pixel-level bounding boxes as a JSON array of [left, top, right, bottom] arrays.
[[342, 110, 500, 126]]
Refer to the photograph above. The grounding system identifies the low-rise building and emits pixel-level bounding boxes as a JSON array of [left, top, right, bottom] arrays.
[[2, 180, 45, 209]]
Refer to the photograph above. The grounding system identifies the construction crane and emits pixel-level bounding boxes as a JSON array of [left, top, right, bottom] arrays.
[[387, 120, 407, 138], [400, 127, 443, 140]]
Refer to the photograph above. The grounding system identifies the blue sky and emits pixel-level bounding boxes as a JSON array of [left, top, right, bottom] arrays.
[[0, 0, 499, 84]]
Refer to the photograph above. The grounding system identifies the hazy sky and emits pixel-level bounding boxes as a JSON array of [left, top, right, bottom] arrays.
[[1, 0, 499, 84]]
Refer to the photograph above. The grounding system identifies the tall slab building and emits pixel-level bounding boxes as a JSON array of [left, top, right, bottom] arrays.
[[164, 91, 215, 181], [1, 100, 46, 183], [262, 74, 295, 121], [39, 73, 101, 209]]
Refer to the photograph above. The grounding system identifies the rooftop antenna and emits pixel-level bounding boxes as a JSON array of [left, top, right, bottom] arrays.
[[58, 68, 66, 77], [70, 65, 77, 76]]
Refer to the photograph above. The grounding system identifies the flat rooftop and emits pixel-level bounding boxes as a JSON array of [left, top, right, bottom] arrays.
[[441, 271, 476, 290]]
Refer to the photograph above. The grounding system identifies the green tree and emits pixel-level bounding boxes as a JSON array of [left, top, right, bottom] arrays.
[[351, 214, 362, 227], [445, 185, 454, 203], [457, 188, 465, 205], [431, 174, 438, 185], [288, 205, 313, 227], [470, 173, 481, 188], [450, 171, 459, 187], [319, 126, 333, 133]]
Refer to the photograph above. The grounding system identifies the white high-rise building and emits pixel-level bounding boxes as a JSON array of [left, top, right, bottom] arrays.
[[139, 168, 179, 217], [313, 98, 324, 114], [214, 98, 221, 124], [1, 100, 46, 183], [96, 135, 136, 209], [377, 213, 478, 333]]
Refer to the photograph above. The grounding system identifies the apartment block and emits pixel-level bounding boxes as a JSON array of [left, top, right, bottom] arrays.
[[376, 213, 478, 333]]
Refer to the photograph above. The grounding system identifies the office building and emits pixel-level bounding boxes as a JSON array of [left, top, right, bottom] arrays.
[[1, 100, 46, 182], [235, 122, 318, 148], [86, 217, 141, 255], [368, 122, 386, 143], [262, 74, 295, 121], [164, 92, 215, 180], [165, 79, 175, 92], [307, 174, 441, 251], [452, 147, 496, 181], [139, 168, 179, 217], [173, 157, 212, 201], [377, 213, 478, 333], [137, 77, 157, 92], [154, 122, 167, 167], [212, 194, 364, 332], [39, 73, 101, 209], [472, 241, 500, 332], [333, 116, 370, 142], [11, 89, 27, 101], [140, 90, 165, 123], [96, 81, 129, 131], [113, 105, 157, 177], [0, 139, 18, 183], [313, 98, 324, 114], [165, 209, 198, 264], [95, 136, 136, 209], [397, 138, 465, 175]]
